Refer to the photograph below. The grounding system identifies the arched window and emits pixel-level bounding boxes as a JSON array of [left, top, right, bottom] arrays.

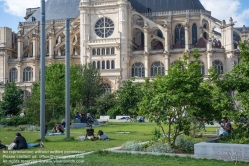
[[93, 61, 96, 68], [9, 68, 18, 82], [132, 62, 145, 77], [97, 48, 100, 55], [212, 60, 223, 74], [157, 30, 163, 38], [102, 83, 112, 93], [175, 24, 185, 45], [111, 47, 115, 54], [111, 60, 115, 69], [23, 67, 33, 82], [106, 60, 110, 69], [203, 23, 207, 29], [203, 32, 208, 40], [199, 61, 205, 75], [92, 49, 96, 55], [97, 61, 100, 69], [106, 48, 110, 55], [102, 48, 105, 55], [102, 61, 105, 69], [192, 23, 197, 45], [151, 61, 165, 77], [24, 90, 31, 99]]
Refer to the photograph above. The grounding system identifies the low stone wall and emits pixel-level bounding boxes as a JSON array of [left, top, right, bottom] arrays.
[[194, 142, 249, 162], [72, 121, 99, 128]]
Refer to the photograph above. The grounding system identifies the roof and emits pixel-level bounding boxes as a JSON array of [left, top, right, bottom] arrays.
[[26, 0, 80, 22], [26, 0, 205, 22], [129, 0, 205, 13]]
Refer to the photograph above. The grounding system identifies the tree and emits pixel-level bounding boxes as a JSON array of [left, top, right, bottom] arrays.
[[139, 49, 221, 147], [108, 78, 143, 118], [25, 63, 84, 123], [94, 93, 116, 117], [0, 82, 23, 116], [81, 63, 103, 109]]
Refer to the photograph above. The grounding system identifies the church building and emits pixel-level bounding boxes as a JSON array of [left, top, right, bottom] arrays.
[[0, 0, 248, 98]]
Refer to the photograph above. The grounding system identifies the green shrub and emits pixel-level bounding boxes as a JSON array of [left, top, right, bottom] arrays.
[[175, 135, 196, 152], [147, 142, 173, 153], [121, 140, 142, 151], [0, 116, 29, 126]]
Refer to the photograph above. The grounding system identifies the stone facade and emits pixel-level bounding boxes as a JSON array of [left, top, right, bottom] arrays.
[[0, 0, 248, 98]]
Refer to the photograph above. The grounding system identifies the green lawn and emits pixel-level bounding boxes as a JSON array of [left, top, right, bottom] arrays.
[[0, 122, 219, 166], [31, 151, 248, 166]]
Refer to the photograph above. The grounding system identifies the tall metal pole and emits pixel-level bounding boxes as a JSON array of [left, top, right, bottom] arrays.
[[65, 19, 70, 138], [40, 0, 46, 139]]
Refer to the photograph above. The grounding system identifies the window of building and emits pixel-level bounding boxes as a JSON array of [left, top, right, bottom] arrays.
[[102, 83, 112, 93], [106, 60, 110, 69], [171, 61, 184, 70], [175, 24, 185, 45], [23, 67, 33, 82], [212, 60, 223, 74], [102, 48, 105, 55], [97, 61, 100, 69], [97, 48, 100, 55], [192, 23, 197, 45], [132, 62, 145, 77], [92, 49, 96, 55], [9, 68, 18, 82], [95, 17, 114, 38], [24, 90, 31, 99], [93, 61, 96, 68], [106, 48, 110, 55], [111, 48, 115, 54], [102, 61, 105, 69], [111, 60, 115, 69], [203, 32, 208, 40], [199, 61, 205, 75], [151, 61, 165, 77]]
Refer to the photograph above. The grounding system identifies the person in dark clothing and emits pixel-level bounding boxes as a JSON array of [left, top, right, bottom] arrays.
[[13, 132, 28, 150], [0, 140, 7, 150], [80, 113, 87, 123], [85, 125, 94, 140]]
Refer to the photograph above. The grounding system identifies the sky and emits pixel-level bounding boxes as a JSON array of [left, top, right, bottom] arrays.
[[0, 0, 249, 32]]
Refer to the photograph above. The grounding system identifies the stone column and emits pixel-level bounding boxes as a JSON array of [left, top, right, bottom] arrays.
[[48, 33, 55, 59], [164, 27, 169, 53], [144, 53, 149, 77], [32, 33, 39, 58], [164, 53, 170, 75], [185, 25, 189, 51], [86, 47, 91, 63], [17, 62, 22, 82], [143, 26, 150, 53], [17, 36, 24, 60], [115, 46, 121, 69]]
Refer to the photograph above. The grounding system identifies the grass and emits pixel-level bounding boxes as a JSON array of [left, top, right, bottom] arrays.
[[30, 151, 249, 166], [0, 122, 219, 165]]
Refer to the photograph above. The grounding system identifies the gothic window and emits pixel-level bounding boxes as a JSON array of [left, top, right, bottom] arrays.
[[95, 17, 114, 38], [132, 62, 145, 77], [192, 23, 197, 45], [111, 48, 115, 54], [24, 90, 31, 99], [102, 48, 105, 55], [9, 68, 18, 82], [92, 49, 96, 55], [175, 24, 185, 45], [97, 61, 100, 69], [157, 30, 163, 38], [203, 23, 207, 29], [111, 60, 115, 69], [102, 83, 112, 93], [106, 60, 110, 69], [212, 60, 223, 74], [106, 48, 110, 55], [203, 32, 208, 40], [23, 67, 33, 82], [199, 61, 205, 75], [93, 61, 96, 68], [151, 61, 165, 77], [97, 48, 100, 55], [141, 33, 144, 46], [102, 61, 105, 69]]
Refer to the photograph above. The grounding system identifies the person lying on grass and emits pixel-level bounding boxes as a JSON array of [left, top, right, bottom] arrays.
[[97, 130, 109, 140]]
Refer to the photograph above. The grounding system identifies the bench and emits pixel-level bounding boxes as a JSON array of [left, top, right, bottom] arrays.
[[99, 116, 110, 122]]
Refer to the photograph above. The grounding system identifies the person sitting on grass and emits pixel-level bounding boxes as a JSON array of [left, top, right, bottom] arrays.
[[56, 124, 64, 134], [0, 140, 7, 150], [87, 113, 95, 126], [85, 125, 95, 140], [13, 132, 28, 150], [51, 123, 58, 133], [97, 130, 109, 140]]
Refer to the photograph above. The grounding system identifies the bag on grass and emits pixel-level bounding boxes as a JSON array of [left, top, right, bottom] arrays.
[[8, 143, 16, 150], [78, 136, 85, 141]]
